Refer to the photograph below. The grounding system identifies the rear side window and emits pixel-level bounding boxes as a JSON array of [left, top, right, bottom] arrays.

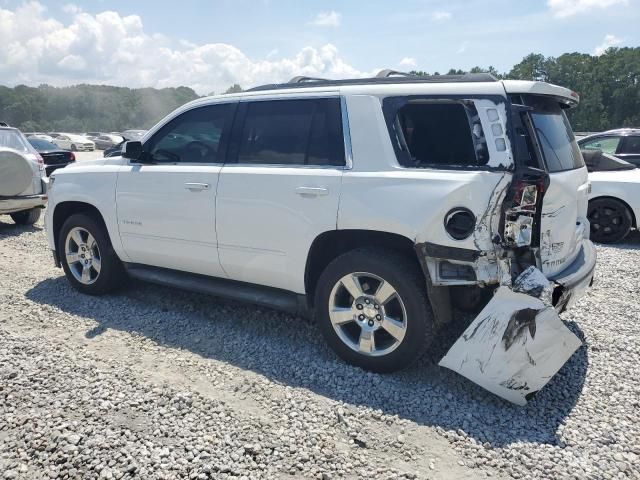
[[0, 129, 29, 152], [620, 136, 640, 154], [385, 99, 488, 169], [235, 98, 345, 166]]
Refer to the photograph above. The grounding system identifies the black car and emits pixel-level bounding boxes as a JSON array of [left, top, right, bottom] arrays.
[[578, 128, 640, 167], [27, 138, 75, 175]]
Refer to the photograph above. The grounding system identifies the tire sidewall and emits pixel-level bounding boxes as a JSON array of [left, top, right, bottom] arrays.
[[314, 249, 433, 373], [10, 208, 41, 225], [59, 213, 121, 295], [588, 198, 632, 243]]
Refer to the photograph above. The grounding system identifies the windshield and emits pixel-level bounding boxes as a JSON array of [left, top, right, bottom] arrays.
[[0, 129, 30, 152], [527, 97, 584, 172]]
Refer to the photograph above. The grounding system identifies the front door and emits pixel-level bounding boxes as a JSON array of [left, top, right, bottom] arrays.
[[216, 97, 346, 293], [116, 103, 235, 277]]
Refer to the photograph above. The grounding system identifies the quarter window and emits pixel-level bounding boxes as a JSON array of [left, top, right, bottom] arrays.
[[581, 136, 621, 155], [145, 104, 233, 163], [235, 98, 345, 166], [387, 100, 488, 168]]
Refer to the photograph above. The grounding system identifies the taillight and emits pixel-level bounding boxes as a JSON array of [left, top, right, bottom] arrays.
[[36, 153, 45, 170], [69, 152, 76, 162], [504, 178, 545, 248]]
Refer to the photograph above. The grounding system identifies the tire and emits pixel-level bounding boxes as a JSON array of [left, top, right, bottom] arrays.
[[314, 248, 434, 373], [10, 208, 41, 225], [588, 198, 633, 244], [59, 213, 125, 295], [70, 144, 77, 152]]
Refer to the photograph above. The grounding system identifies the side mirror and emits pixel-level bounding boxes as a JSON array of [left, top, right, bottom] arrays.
[[123, 141, 143, 160]]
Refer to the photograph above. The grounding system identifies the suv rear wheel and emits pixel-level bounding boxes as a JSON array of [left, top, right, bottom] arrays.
[[588, 198, 633, 243], [59, 213, 124, 295], [314, 248, 434, 372], [10, 208, 41, 225]]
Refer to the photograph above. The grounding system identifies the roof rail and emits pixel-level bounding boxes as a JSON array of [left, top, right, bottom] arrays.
[[375, 69, 413, 78], [288, 76, 329, 84], [247, 72, 498, 92]]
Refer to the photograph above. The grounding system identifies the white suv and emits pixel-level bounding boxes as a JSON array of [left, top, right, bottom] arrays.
[[45, 72, 596, 404]]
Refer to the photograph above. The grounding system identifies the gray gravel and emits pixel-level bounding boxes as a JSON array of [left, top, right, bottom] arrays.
[[1, 215, 639, 480]]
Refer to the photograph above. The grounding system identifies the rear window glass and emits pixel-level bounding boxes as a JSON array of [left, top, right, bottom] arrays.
[[386, 100, 488, 169], [526, 97, 585, 172], [0, 129, 29, 152]]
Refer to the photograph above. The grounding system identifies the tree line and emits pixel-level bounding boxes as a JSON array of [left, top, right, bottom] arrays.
[[0, 48, 638, 133]]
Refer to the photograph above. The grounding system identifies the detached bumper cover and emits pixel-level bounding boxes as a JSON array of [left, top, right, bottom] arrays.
[[440, 240, 595, 405]]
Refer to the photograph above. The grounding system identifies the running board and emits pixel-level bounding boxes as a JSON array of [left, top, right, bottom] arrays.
[[124, 263, 308, 316]]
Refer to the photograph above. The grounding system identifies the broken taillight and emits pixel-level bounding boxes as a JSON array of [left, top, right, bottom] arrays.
[[504, 179, 545, 247]]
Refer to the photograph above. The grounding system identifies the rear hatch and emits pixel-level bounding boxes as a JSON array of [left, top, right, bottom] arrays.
[[526, 96, 588, 277], [509, 93, 588, 278]]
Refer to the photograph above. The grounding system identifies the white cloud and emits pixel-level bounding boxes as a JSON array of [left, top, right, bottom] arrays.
[[398, 57, 417, 68], [593, 34, 622, 55], [307, 11, 341, 28], [457, 42, 469, 54], [548, 0, 628, 18], [431, 11, 452, 22], [0, 3, 362, 94]]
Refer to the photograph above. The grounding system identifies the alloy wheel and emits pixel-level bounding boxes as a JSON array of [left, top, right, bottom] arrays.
[[65, 227, 101, 285]]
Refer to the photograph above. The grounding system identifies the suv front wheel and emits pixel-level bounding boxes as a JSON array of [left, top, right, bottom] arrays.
[[59, 213, 125, 295], [314, 248, 434, 373]]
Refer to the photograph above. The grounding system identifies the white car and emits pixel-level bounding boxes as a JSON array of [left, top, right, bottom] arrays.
[[584, 149, 640, 243], [45, 72, 596, 404], [53, 134, 95, 152], [0, 126, 47, 224]]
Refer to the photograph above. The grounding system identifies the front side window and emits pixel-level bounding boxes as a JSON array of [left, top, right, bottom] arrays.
[[620, 136, 640, 154], [236, 98, 344, 166], [385, 99, 488, 169], [581, 136, 621, 155], [145, 104, 233, 163]]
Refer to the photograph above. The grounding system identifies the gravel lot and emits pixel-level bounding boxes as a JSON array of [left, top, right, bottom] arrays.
[[0, 214, 638, 480]]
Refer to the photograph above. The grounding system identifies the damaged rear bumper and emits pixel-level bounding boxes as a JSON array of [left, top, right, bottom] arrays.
[[439, 240, 595, 405]]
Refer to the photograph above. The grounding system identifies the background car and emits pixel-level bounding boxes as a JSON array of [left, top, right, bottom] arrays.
[[27, 137, 76, 176], [26, 133, 54, 142], [93, 134, 124, 150], [103, 129, 147, 157], [583, 149, 639, 243], [578, 128, 640, 166], [53, 134, 95, 151], [82, 132, 102, 140], [0, 126, 47, 225]]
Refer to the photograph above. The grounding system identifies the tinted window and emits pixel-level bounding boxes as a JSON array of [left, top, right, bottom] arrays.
[[236, 98, 344, 166], [620, 136, 640, 154], [145, 104, 232, 163], [29, 138, 57, 150], [388, 100, 487, 168], [527, 97, 584, 172], [581, 136, 621, 154]]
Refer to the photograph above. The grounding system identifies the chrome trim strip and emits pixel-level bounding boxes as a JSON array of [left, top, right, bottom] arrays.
[[340, 96, 353, 170]]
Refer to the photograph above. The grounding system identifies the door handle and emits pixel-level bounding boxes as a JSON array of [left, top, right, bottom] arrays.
[[184, 182, 210, 191], [295, 186, 329, 197]]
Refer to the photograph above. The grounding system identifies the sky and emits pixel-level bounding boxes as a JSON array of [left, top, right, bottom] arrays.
[[0, 0, 638, 95]]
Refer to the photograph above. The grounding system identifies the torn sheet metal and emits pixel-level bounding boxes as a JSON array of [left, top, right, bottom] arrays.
[[439, 285, 582, 405]]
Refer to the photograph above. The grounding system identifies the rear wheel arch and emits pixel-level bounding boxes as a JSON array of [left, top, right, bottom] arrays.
[[53, 202, 110, 260], [304, 229, 422, 306]]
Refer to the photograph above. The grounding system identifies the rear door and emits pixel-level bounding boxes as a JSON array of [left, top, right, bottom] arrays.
[[617, 135, 640, 167], [525, 96, 589, 277], [216, 96, 345, 293]]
